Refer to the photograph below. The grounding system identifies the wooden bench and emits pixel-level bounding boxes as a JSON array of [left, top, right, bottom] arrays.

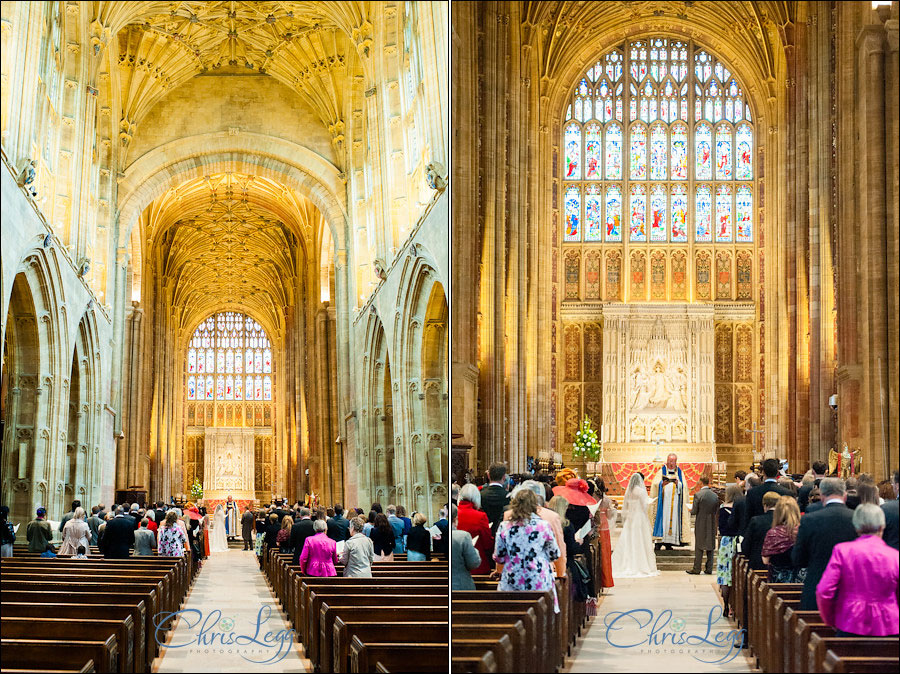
[[451, 653, 497, 673], [452, 625, 528, 674], [331, 620, 447, 673], [1, 637, 117, 673], [452, 638, 514, 673], [348, 636, 447, 673], [0, 659, 94, 673], [822, 652, 898, 673], [808, 636, 899, 673]]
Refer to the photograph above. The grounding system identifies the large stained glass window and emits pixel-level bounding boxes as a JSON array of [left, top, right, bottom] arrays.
[[562, 38, 754, 244], [185, 312, 274, 402]]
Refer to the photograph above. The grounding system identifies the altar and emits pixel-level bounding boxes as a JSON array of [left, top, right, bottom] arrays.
[[202, 427, 256, 501]]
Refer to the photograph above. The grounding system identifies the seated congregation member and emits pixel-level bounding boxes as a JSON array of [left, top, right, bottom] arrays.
[[370, 512, 396, 561], [433, 507, 449, 559], [328, 504, 351, 542], [762, 495, 805, 582], [492, 488, 561, 613], [158, 510, 188, 557], [27, 507, 53, 553], [341, 516, 375, 577], [816, 503, 899, 637], [452, 505, 481, 590], [792, 477, 858, 610], [299, 519, 338, 577], [101, 506, 136, 558], [59, 507, 91, 556], [406, 512, 432, 561], [277, 515, 294, 554], [716, 484, 742, 618], [134, 518, 157, 556], [289, 507, 315, 565], [456, 483, 494, 574], [741, 491, 781, 570]]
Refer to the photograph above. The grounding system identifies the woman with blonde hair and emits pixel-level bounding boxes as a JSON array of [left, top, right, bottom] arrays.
[[59, 507, 90, 556], [277, 515, 294, 554], [761, 495, 806, 583], [492, 488, 561, 612]]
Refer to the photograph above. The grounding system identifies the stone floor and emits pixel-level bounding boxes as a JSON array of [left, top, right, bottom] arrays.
[[153, 547, 310, 673]]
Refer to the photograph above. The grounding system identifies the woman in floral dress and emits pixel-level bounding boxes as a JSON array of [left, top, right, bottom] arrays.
[[158, 511, 189, 557], [492, 488, 561, 612]]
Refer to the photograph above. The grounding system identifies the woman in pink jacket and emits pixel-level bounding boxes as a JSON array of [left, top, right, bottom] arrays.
[[298, 519, 338, 577], [816, 504, 899, 637]]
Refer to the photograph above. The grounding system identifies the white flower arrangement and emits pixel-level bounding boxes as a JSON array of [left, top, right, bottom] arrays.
[[572, 416, 601, 461]]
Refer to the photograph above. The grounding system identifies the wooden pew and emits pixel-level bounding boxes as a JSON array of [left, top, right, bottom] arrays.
[[451, 653, 497, 673], [331, 620, 447, 673], [782, 607, 825, 673], [1, 637, 117, 673], [452, 639, 514, 673], [807, 636, 899, 674], [822, 652, 898, 673], [0, 659, 95, 673], [347, 636, 447, 673], [452, 610, 539, 673], [451, 625, 528, 674]]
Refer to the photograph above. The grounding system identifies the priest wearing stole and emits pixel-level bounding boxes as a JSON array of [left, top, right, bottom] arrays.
[[224, 496, 239, 540], [650, 453, 691, 550]]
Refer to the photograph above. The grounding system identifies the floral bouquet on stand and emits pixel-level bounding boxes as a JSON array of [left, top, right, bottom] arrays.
[[190, 477, 203, 502], [572, 416, 601, 463]]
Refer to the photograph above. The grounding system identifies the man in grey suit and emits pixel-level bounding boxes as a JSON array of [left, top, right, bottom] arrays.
[[86, 506, 103, 546], [687, 476, 720, 575], [134, 518, 157, 556], [241, 506, 255, 550]]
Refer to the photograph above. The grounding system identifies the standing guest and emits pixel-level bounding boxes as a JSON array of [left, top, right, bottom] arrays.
[[396, 505, 412, 539], [492, 489, 561, 612], [590, 478, 616, 591], [370, 513, 396, 561], [328, 504, 351, 542], [882, 470, 899, 550], [762, 495, 805, 582], [27, 507, 53, 553], [341, 517, 375, 577], [745, 459, 792, 523], [856, 482, 879, 506], [386, 505, 406, 554], [134, 518, 157, 556], [792, 477, 858, 610], [452, 505, 482, 590], [741, 491, 781, 570], [731, 472, 759, 535], [716, 484, 742, 618], [145, 509, 158, 535], [299, 519, 338, 576], [158, 511, 189, 557], [101, 506, 136, 559], [506, 480, 567, 578], [433, 507, 450, 560], [363, 510, 377, 537], [277, 515, 294, 554], [97, 512, 113, 549], [264, 513, 280, 552], [799, 461, 827, 512], [406, 513, 432, 561], [733, 471, 748, 491], [456, 483, 494, 574], [878, 481, 893, 503], [1, 505, 15, 557], [59, 507, 91, 556], [816, 504, 899, 637], [289, 508, 315, 565], [548, 494, 590, 600], [241, 506, 255, 551], [481, 463, 510, 534], [777, 476, 798, 497], [154, 502, 166, 529], [59, 499, 82, 533], [73, 544, 88, 560], [254, 510, 266, 560], [96, 503, 108, 521], [370, 502, 383, 515], [86, 506, 103, 545], [688, 476, 720, 575], [844, 477, 861, 510]]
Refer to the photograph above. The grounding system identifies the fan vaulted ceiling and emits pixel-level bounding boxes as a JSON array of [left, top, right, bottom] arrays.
[[146, 172, 324, 332]]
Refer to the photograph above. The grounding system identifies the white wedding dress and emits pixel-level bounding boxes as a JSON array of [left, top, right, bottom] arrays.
[[210, 505, 229, 553], [611, 474, 660, 578]]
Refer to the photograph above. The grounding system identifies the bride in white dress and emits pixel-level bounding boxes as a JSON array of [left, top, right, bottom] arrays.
[[611, 473, 659, 578], [210, 504, 228, 553]]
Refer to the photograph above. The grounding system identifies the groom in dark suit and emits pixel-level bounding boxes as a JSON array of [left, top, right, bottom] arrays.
[[792, 477, 858, 609], [480, 463, 509, 535]]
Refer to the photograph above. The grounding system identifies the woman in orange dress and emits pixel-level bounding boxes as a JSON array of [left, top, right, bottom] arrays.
[[590, 478, 616, 591]]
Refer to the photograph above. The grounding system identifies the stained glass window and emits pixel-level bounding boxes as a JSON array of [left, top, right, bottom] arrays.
[[585, 124, 601, 179], [185, 311, 273, 403], [565, 186, 581, 241], [650, 185, 667, 241], [671, 185, 688, 242], [605, 186, 622, 241], [630, 124, 647, 179], [650, 123, 667, 180], [561, 37, 755, 251], [263, 376, 272, 401], [630, 184, 647, 241], [585, 185, 602, 241], [716, 184, 733, 241]]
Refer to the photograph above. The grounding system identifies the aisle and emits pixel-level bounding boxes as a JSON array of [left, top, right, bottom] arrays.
[[154, 547, 310, 673], [564, 571, 757, 673]]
